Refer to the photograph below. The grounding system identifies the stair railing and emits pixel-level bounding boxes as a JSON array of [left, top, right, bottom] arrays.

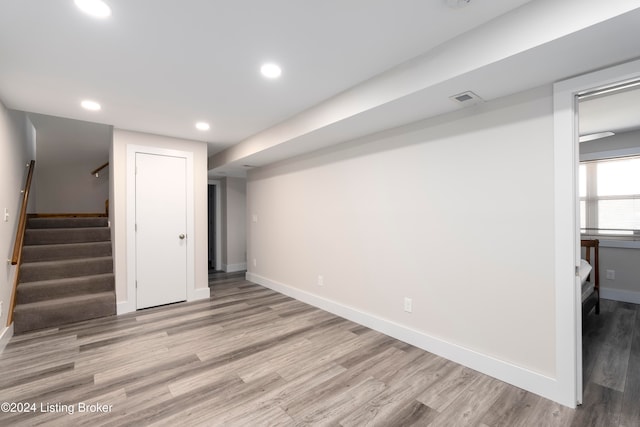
[[91, 161, 109, 177], [91, 162, 109, 216], [7, 160, 35, 326]]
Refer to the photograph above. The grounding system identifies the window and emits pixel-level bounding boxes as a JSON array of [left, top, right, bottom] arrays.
[[579, 156, 640, 237]]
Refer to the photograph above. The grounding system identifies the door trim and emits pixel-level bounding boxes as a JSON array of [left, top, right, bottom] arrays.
[[553, 58, 640, 407], [126, 145, 195, 310]]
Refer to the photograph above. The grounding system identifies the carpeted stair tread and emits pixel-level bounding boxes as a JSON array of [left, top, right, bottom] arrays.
[[13, 213, 116, 335], [20, 256, 113, 283], [21, 241, 112, 262], [27, 216, 108, 229], [24, 227, 110, 245], [17, 273, 115, 304], [13, 292, 116, 334]]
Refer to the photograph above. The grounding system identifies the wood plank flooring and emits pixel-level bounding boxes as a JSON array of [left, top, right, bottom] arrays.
[[579, 298, 640, 427], [0, 275, 638, 426]]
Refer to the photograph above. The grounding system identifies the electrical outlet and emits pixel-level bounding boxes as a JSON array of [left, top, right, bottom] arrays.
[[252, 214, 258, 223], [3, 208, 8, 222], [253, 258, 257, 267], [404, 297, 412, 313], [0, 301, 3, 317], [318, 275, 324, 286], [606, 269, 615, 280]]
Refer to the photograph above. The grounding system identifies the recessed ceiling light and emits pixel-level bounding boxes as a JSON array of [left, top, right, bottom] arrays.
[[81, 100, 101, 111], [195, 122, 210, 131], [260, 63, 282, 79], [579, 131, 615, 143], [74, 0, 111, 18]]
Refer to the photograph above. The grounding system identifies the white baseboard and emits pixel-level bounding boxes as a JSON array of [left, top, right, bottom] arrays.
[[191, 287, 211, 301], [118, 287, 209, 315], [247, 272, 563, 406], [117, 300, 135, 315], [0, 323, 14, 354], [224, 263, 247, 273], [600, 287, 640, 304]]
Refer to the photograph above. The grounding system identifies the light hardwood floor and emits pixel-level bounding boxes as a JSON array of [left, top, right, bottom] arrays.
[[0, 275, 638, 426]]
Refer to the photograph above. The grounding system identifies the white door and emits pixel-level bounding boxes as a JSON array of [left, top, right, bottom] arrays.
[[135, 152, 187, 309]]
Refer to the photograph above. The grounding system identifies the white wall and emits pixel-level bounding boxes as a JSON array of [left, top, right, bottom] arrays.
[[111, 129, 208, 312], [580, 129, 640, 303], [0, 102, 36, 347], [222, 177, 246, 272], [247, 86, 557, 381]]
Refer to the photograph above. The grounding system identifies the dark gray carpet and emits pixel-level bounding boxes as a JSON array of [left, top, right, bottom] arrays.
[[13, 216, 116, 334]]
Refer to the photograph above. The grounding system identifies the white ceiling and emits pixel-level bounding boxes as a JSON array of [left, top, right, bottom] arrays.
[[0, 0, 531, 156], [28, 113, 111, 165], [2, 1, 640, 179]]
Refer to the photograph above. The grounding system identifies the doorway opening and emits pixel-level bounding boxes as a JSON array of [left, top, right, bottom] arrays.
[[577, 79, 640, 414], [554, 57, 640, 407]]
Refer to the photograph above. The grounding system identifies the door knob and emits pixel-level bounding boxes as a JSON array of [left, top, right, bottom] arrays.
[[179, 234, 185, 239]]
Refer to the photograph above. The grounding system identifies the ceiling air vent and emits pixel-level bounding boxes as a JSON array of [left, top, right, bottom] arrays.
[[449, 91, 484, 106], [445, 0, 471, 9]]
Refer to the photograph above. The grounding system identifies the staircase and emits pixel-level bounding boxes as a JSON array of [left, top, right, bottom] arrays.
[[13, 216, 116, 334]]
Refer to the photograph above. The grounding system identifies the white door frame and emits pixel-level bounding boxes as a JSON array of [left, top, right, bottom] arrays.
[[553, 58, 640, 407], [126, 144, 196, 310]]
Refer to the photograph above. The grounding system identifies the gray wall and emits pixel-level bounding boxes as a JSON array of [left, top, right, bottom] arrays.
[[29, 114, 111, 214], [34, 162, 109, 214], [220, 177, 246, 272], [0, 103, 36, 335]]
